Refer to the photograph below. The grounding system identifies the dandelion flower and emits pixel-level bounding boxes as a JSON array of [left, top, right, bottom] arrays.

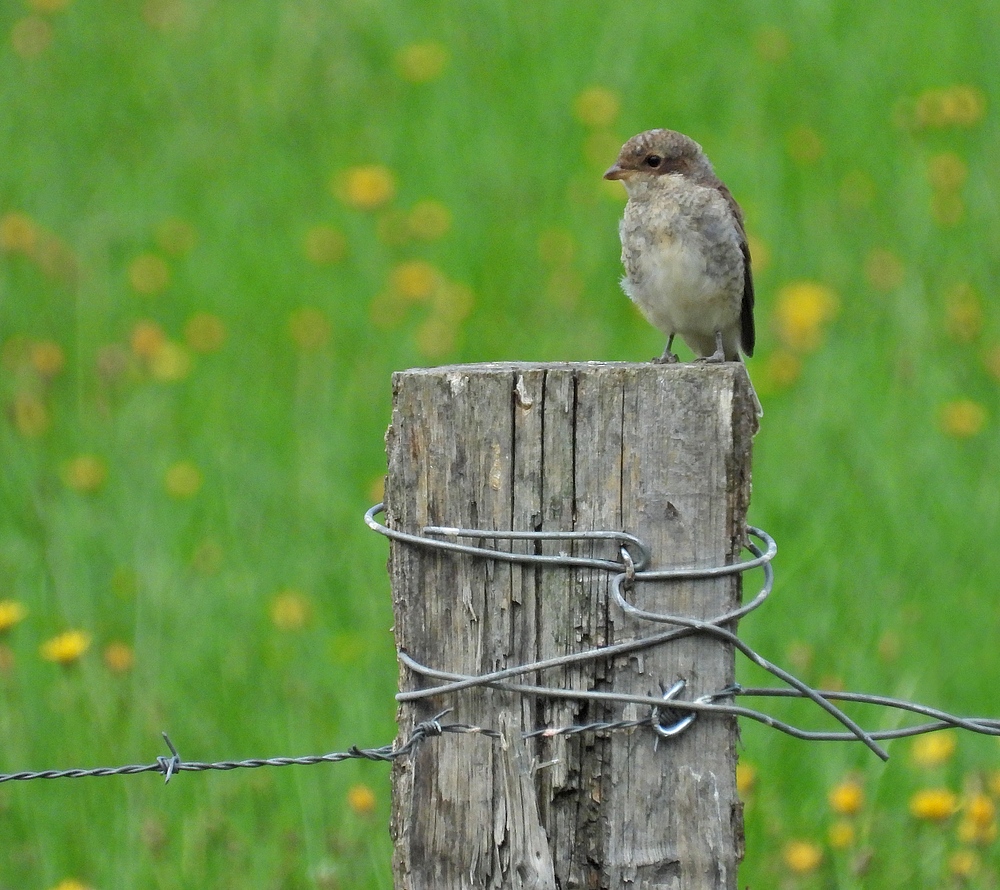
[[828, 820, 855, 848], [347, 783, 377, 816], [128, 253, 170, 296], [270, 589, 310, 631], [103, 641, 135, 673], [911, 731, 958, 767], [396, 41, 448, 83], [783, 840, 822, 874], [149, 341, 192, 382], [573, 86, 620, 129], [155, 218, 197, 256], [62, 455, 108, 493], [948, 849, 979, 878], [939, 400, 986, 438], [130, 321, 167, 359], [0, 600, 28, 632], [164, 460, 202, 499], [736, 762, 756, 795], [29, 340, 65, 378], [391, 260, 440, 301], [829, 779, 864, 815], [41, 630, 91, 664], [407, 200, 451, 240], [0, 212, 39, 253], [773, 281, 838, 351], [864, 248, 905, 291], [11, 16, 52, 58], [337, 165, 396, 211], [12, 392, 50, 437], [909, 788, 958, 821]]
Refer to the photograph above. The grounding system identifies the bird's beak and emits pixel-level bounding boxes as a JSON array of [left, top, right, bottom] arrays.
[[603, 163, 626, 181]]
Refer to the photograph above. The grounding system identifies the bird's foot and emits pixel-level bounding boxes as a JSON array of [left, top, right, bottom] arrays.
[[695, 331, 727, 364], [653, 350, 679, 364]]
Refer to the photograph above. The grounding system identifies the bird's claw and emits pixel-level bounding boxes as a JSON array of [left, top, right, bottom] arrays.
[[653, 351, 679, 364]]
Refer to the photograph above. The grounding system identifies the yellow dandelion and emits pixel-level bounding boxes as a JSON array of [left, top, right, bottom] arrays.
[[29, 0, 72, 12], [130, 320, 167, 359], [829, 779, 864, 815], [62, 455, 107, 493], [184, 312, 226, 353], [337, 165, 396, 211], [288, 307, 332, 350], [0, 211, 39, 253], [270, 589, 310, 631], [910, 788, 959, 821], [754, 26, 791, 63], [864, 248, 905, 291], [773, 281, 839, 351], [149, 341, 192, 382], [928, 152, 968, 192], [0, 600, 28, 633], [11, 16, 52, 58], [945, 283, 982, 342], [191, 539, 223, 575], [368, 474, 385, 504], [395, 41, 448, 83], [949, 849, 979, 878], [965, 793, 995, 827], [911, 731, 957, 767], [303, 225, 346, 264], [948, 85, 987, 127], [12, 392, 50, 437], [573, 86, 620, 129], [128, 253, 170, 296], [782, 840, 822, 874], [828, 820, 855, 849], [408, 200, 451, 240], [103, 641, 135, 674], [931, 191, 964, 228], [939, 399, 986, 438], [40, 630, 91, 664], [958, 815, 997, 845], [154, 218, 197, 256], [415, 315, 457, 359], [164, 460, 202, 499], [347, 783, 377, 816], [735, 762, 756, 796], [29, 340, 65, 378], [391, 260, 440, 301], [786, 126, 824, 165]]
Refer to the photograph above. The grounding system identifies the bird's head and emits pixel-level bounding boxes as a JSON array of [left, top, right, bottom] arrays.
[[603, 129, 714, 194]]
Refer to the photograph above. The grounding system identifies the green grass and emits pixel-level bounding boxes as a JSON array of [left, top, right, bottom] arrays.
[[2, 2, 999, 887]]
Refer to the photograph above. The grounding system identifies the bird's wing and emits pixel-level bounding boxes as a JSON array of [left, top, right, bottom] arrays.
[[714, 182, 755, 358]]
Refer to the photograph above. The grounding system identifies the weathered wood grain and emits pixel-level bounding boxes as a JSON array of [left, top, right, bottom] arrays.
[[386, 362, 756, 889]]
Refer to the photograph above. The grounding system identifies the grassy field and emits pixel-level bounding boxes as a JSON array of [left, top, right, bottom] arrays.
[[2, 2, 999, 887]]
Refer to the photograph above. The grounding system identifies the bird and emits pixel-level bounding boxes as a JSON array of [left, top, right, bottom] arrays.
[[604, 128, 761, 414]]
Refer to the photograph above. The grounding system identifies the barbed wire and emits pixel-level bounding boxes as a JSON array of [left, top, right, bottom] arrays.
[[4, 504, 1000, 786]]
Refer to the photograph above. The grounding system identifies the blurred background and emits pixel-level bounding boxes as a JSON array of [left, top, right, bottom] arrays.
[[2, 2, 999, 887]]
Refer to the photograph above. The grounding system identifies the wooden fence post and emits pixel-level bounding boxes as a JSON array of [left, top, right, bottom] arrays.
[[385, 362, 757, 889]]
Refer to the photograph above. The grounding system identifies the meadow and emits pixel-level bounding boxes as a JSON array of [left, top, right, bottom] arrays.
[[1, 1, 999, 887]]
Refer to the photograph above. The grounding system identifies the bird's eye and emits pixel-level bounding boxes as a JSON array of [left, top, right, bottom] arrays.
[[645, 155, 662, 168]]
